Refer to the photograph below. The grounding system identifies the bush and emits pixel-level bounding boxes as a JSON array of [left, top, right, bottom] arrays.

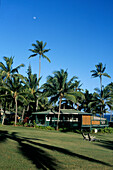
[[46, 126, 55, 130], [100, 127, 113, 133], [33, 120, 36, 128], [100, 128, 105, 133], [10, 121, 15, 125], [27, 123, 33, 127], [24, 123, 28, 127], [34, 125, 55, 130], [16, 122, 23, 126]]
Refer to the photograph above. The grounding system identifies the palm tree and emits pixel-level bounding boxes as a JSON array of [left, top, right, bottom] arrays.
[[91, 62, 111, 94], [24, 64, 41, 111], [91, 62, 111, 115], [89, 86, 113, 116], [0, 56, 24, 82], [42, 69, 82, 130], [106, 82, 113, 121], [38, 97, 52, 111], [79, 89, 93, 113], [28, 40, 51, 84], [1, 76, 27, 125], [62, 80, 84, 110], [0, 56, 25, 124]]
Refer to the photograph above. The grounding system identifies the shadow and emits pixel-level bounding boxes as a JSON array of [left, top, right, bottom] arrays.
[[0, 130, 8, 143], [18, 142, 58, 169], [23, 138, 113, 167], [21, 136, 45, 141], [0, 130, 59, 169], [0, 130, 113, 168], [95, 139, 113, 150]]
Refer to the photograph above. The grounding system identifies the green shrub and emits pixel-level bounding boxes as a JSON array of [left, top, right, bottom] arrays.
[[100, 128, 105, 133], [100, 127, 113, 133], [24, 123, 28, 127], [34, 125, 55, 130], [109, 127, 113, 133], [16, 122, 23, 126], [33, 120, 36, 128], [27, 123, 33, 127], [46, 126, 55, 130], [10, 121, 15, 125], [75, 129, 81, 134]]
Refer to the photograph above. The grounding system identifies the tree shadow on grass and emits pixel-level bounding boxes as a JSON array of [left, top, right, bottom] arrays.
[[23, 138, 113, 168], [0, 130, 59, 169], [0, 130, 113, 168], [95, 139, 113, 150], [0, 130, 8, 143]]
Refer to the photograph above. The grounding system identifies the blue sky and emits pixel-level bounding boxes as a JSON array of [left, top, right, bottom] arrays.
[[0, 0, 113, 93]]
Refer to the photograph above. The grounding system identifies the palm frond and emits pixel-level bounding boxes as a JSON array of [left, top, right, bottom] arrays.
[[42, 54, 51, 63], [28, 53, 37, 59]]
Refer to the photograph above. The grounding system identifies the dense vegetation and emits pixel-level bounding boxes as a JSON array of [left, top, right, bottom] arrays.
[[0, 40, 113, 127]]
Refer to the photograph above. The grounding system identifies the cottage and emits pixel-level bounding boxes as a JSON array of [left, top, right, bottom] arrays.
[[32, 109, 108, 130]]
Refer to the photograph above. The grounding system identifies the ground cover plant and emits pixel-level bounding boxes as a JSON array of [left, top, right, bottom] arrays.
[[0, 126, 113, 169]]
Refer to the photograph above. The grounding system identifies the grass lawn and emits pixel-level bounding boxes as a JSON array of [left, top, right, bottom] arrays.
[[0, 126, 113, 169]]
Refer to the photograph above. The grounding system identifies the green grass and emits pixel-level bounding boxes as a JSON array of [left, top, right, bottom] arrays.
[[0, 126, 113, 169]]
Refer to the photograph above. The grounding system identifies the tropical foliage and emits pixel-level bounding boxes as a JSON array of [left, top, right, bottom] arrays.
[[42, 69, 84, 130], [0, 42, 113, 128], [29, 40, 51, 81]]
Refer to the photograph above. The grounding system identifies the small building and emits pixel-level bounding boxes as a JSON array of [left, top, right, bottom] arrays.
[[32, 109, 108, 130]]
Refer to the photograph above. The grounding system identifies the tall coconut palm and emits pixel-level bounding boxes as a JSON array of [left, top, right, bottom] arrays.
[[1, 76, 27, 125], [91, 62, 111, 115], [106, 82, 113, 121], [0, 56, 24, 82], [24, 64, 41, 111], [61, 80, 84, 110], [91, 62, 111, 94], [28, 40, 51, 84], [42, 69, 82, 130], [0, 56, 25, 124], [38, 97, 52, 111], [79, 89, 93, 113], [89, 86, 113, 116]]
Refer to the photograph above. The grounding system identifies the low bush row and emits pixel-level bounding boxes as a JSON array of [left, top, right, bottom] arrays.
[[99, 127, 113, 133]]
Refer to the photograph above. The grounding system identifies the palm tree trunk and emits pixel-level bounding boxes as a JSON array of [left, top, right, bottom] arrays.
[[36, 55, 41, 111], [110, 110, 112, 122], [27, 104, 29, 111], [2, 91, 7, 125], [15, 98, 18, 126], [38, 55, 41, 87], [100, 75, 102, 97], [21, 106, 25, 122], [36, 98, 38, 111], [100, 75, 103, 116], [56, 96, 62, 131], [2, 114, 5, 125]]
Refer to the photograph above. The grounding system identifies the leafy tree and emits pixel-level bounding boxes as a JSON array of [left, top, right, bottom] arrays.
[[89, 86, 113, 116], [1, 76, 27, 125], [42, 69, 82, 130], [106, 82, 113, 121], [0, 56, 24, 124], [79, 89, 93, 113], [0, 56, 24, 82], [62, 80, 84, 110], [38, 97, 52, 111], [91, 62, 111, 114], [29, 40, 51, 83], [24, 64, 41, 112], [91, 62, 111, 93]]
